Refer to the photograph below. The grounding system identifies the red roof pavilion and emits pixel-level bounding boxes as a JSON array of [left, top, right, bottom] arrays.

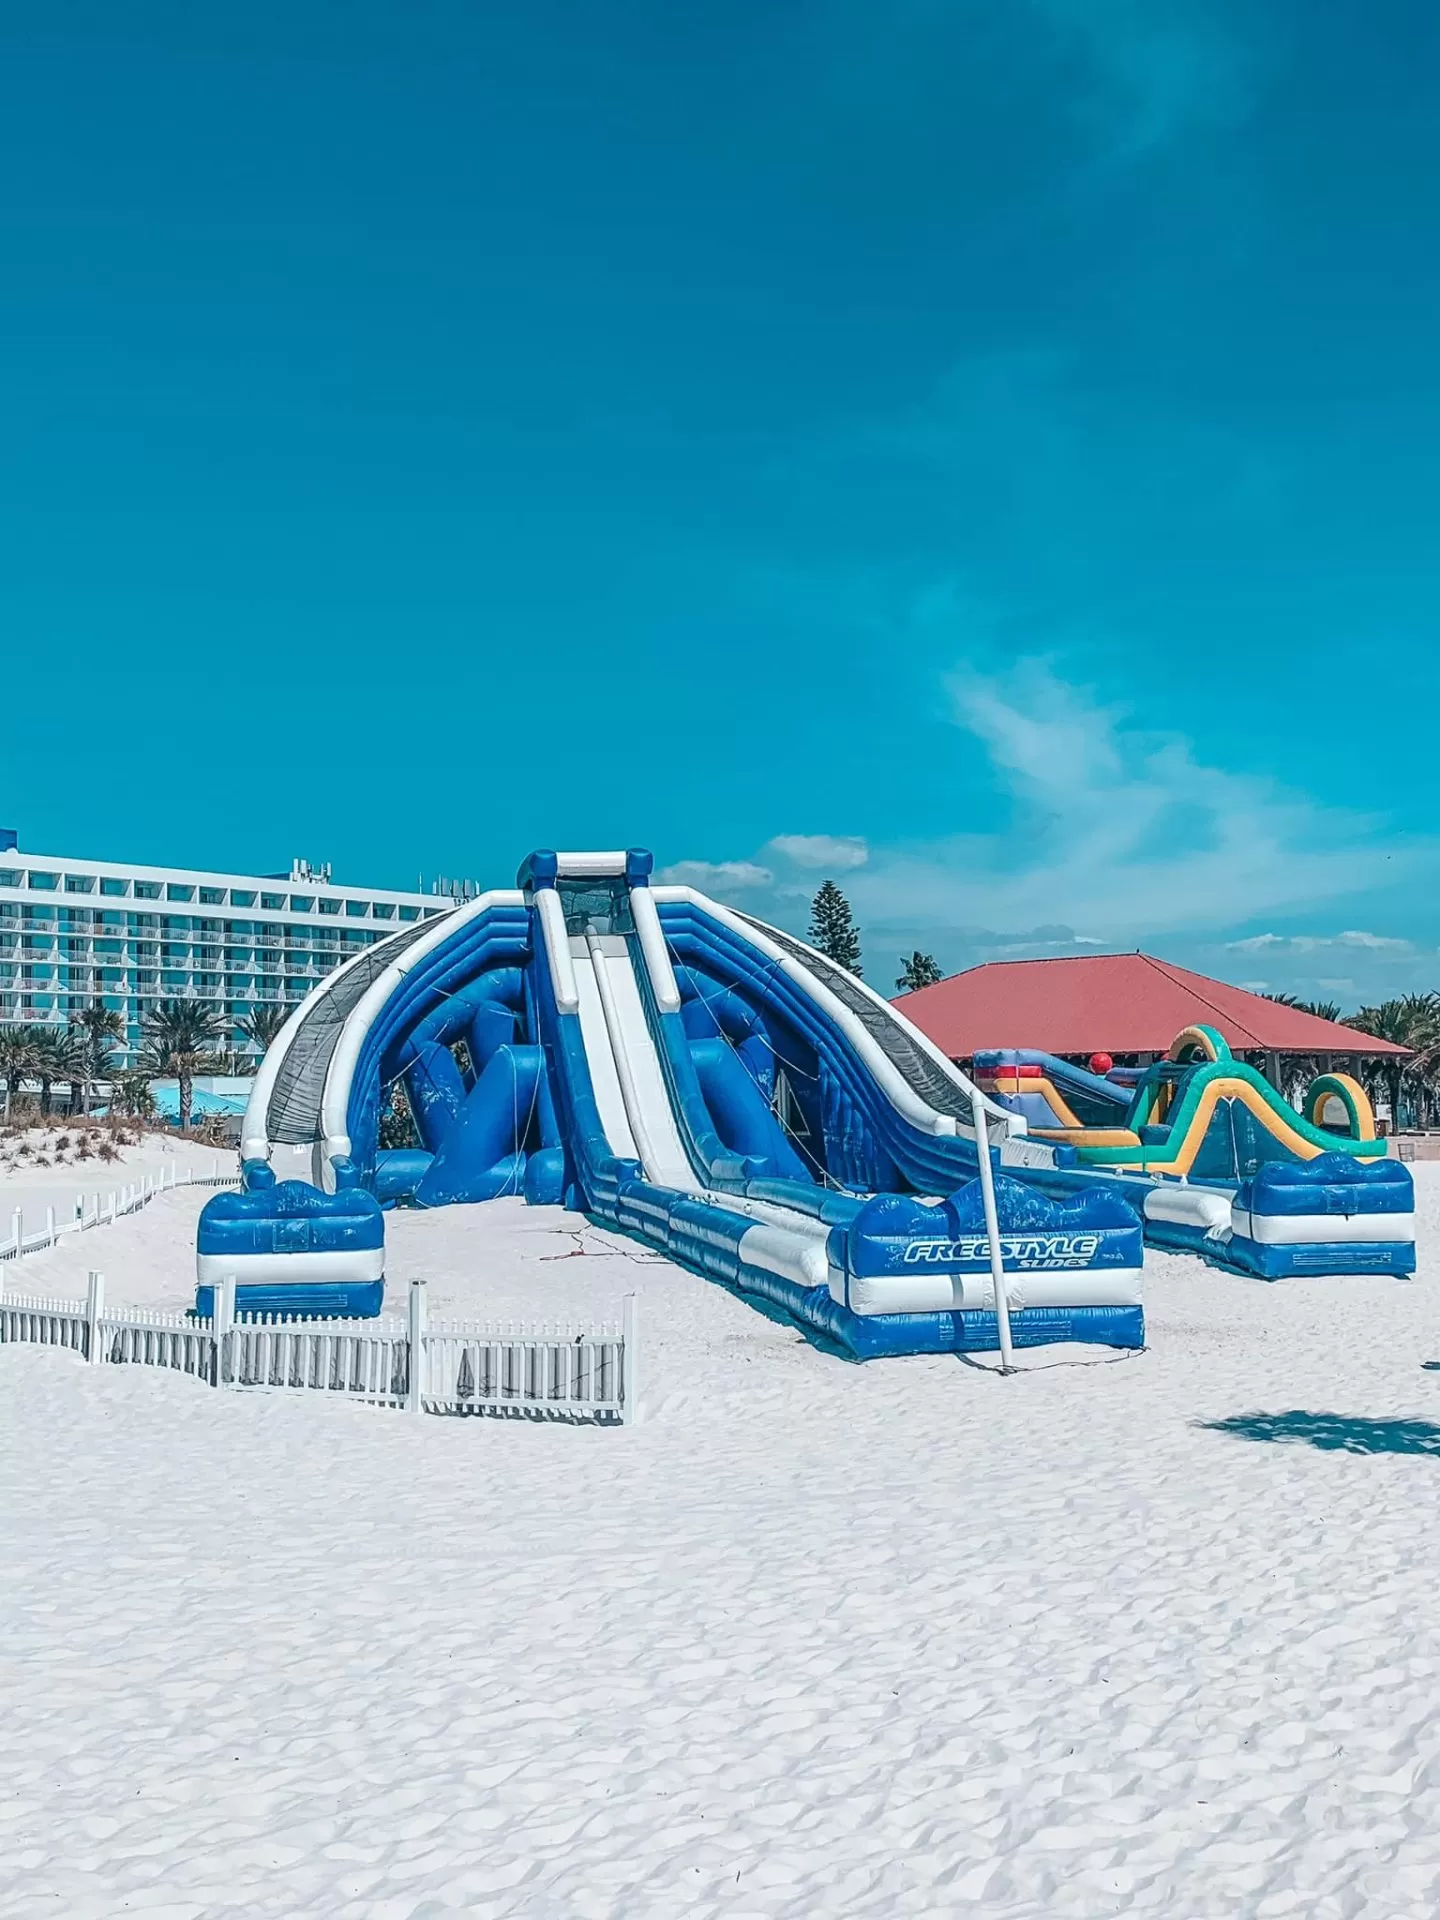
[[893, 952, 1408, 1061]]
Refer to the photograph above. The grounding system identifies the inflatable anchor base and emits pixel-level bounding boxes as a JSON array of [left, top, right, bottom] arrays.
[[195, 1279, 387, 1320], [1202, 1238, 1416, 1280]]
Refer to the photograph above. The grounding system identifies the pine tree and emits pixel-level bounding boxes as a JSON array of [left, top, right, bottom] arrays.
[[808, 880, 863, 976], [895, 951, 943, 994]]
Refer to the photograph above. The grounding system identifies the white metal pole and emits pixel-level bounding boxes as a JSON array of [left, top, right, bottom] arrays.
[[86, 1271, 105, 1364], [407, 1280, 427, 1415], [10, 1208, 21, 1257], [215, 1274, 236, 1388], [973, 1096, 1015, 1375], [622, 1291, 639, 1426], [45, 1205, 55, 1247]]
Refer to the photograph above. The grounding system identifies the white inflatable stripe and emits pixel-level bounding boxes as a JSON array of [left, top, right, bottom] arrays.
[[630, 886, 682, 1013], [196, 1246, 386, 1285], [1231, 1209, 1415, 1246], [737, 1222, 832, 1292], [534, 887, 579, 1015], [841, 1266, 1144, 1316], [1143, 1186, 1233, 1230], [553, 851, 629, 877]]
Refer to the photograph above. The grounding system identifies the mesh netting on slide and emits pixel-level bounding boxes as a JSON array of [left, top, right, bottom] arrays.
[[266, 918, 438, 1145]]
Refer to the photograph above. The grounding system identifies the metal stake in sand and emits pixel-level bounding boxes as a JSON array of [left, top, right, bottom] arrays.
[[972, 1095, 1015, 1375]]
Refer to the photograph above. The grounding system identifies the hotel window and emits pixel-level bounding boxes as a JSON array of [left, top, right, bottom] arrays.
[[0, 869, 20, 888], [261, 892, 286, 911], [29, 871, 58, 890], [345, 900, 368, 918], [318, 897, 341, 915], [64, 874, 95, 892], [290, 894, 313, 912], [167, 883, 195, 901], [100, 877, 129, 896], [134, 880, 161, 899], [231, 889, 256, 907], [399, 906, 419, 921], [373, 902, 395, 919]]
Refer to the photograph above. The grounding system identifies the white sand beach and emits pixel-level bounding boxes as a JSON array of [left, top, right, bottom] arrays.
[[3, 1160, 1439, 1916], [0, 1125, 231, 1249]]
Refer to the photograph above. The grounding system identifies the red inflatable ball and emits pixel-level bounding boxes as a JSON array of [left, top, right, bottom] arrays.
[[1089, 1052, 1114, 1076]]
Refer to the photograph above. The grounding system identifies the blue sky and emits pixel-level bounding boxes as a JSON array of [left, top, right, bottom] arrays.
[[4, 1, 1439, 1004]]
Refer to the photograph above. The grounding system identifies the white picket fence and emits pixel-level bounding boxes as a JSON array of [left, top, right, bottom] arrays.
[[0, 1159, 239, 1265], [0, 1274, 636, 1425]]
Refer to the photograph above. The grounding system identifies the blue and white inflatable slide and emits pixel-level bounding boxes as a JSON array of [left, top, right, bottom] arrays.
[[207, 848, 1146, 1355]]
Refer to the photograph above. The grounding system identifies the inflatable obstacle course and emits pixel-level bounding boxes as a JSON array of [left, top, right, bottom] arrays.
[[973, 1028, 1413, 1276]]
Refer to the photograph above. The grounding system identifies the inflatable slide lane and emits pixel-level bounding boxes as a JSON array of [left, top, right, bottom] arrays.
[[974, 1029, 1415, 1276], [216, 848, 1145, 1355]]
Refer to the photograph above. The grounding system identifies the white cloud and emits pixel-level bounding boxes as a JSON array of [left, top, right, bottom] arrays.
[[854, 656, 1426, 942], [664, 656, 1432, 957], [654, 859, 773, 891], [1229, 930, 1413, 956], [1336, 930, 1412, 951], [764, 834, 869, 871], [659, 658, 1435, 988]]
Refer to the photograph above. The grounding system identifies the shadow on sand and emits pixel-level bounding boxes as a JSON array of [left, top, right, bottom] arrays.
[[1199, 1410, 1440, 1456]]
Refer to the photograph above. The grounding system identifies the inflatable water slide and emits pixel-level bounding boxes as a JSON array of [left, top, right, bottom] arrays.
[[202, 850, 1144, 1356], [973, 1033, 1415, 1277]]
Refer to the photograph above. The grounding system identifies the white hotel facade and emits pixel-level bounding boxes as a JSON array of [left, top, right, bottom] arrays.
[[0, 836, 453, 1065]]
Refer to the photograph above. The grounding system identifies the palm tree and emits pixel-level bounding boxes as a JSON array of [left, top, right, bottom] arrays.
[[113, 1071, 158, 1121], [75, 1003, 124, 1115], [1260, 992, 1343, 1021], [33, 1026, 88, 1118], [140, 999, 228, 1132], [238, 1003, 289, 1059], [895, 951, 944, 994], [1341, 994, 1440, 1131], [0, 1024, 44, 1122]]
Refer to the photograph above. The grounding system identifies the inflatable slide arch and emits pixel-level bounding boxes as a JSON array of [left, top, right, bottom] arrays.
[[204, 849, 1145, 1354]]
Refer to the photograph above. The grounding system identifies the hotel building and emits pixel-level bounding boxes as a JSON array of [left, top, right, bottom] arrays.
[[0, 834, 453, 1065]]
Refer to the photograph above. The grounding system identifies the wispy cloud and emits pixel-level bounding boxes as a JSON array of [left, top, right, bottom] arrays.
[[661, 656, 1432, 963], [764, 834, 869, 871], [656, 859, 774, 891], [1229, 931, 1415, 955]]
